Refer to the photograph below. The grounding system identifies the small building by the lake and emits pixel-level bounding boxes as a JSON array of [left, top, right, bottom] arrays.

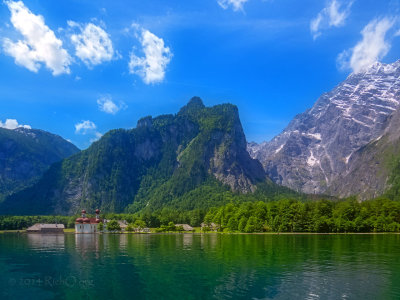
[[27, 223, 65, 233], [75, 209, 102, 234], [200, 222, 220, 231]]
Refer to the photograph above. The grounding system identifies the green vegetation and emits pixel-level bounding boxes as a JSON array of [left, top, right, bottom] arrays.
[[0, 215, 77, 230], [385, 155, 400, 200], [0, 98, 289, 215], [204, 197, 400, 233], [155, 221, 178, 233], [106, 220, 121, 232], [125, 223, 135, 232], [2, 197, 399, 233], [0, 127, 79, 202]]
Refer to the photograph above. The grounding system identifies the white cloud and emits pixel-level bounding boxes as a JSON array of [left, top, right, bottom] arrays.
[[217, 0, 249, 11], [129, 28, 172, 84], [337, 18, 395, 73], [310, 14, 323, 38], [69, 21, 114, 67], [75, 120, 96, 134], [90, 131, 103, 143], [97, 95, 126, 114], [75, 120, 102, 143], [310, 0, 353, 39], [395, 29, 400, 37], [0, 118, 31, 130], [2, 1, 71, 75]]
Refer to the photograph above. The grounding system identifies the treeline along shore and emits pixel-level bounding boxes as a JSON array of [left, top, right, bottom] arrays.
[[1, 197, 400, 233]]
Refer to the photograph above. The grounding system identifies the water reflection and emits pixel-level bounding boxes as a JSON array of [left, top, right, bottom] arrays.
[[200, 233, 218, 250], [0, 234, 399, 299], [258, 267, 390, 300], [27, 233, 65, 251], [182, 233, 194, 249]]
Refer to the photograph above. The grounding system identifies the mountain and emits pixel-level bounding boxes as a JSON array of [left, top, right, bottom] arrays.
[[0, 98, 287, 215], [248, 60, 400, 198], [0, 127, 79, 201], [328, 107, 400, 199]]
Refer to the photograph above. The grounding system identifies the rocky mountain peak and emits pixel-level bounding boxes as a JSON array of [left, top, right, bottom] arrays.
[[137, 116, 153, 129], [178, 97, 205, 115], [248, 59, 400, 196], [351, 59, 400, 77]]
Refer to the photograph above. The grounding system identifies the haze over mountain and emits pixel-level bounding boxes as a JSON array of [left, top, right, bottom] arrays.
[[0, 127, 79, 201], [248, 60, 400, 199], [0, 98, 294, 215]]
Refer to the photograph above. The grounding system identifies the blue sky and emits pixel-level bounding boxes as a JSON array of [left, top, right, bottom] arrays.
[[0, 0, 399, 149]]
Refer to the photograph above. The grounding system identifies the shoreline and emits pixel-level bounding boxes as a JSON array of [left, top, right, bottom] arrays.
[[1, 230, 399, 235]]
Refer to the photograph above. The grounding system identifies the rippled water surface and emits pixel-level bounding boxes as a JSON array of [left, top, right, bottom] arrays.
[[1, 233, 400, 299]]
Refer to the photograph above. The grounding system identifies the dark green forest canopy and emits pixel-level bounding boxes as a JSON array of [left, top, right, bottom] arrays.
[[203, 197, 400, 233]]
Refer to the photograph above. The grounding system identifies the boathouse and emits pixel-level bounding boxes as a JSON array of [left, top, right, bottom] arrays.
[[27, 223, 65, 233]]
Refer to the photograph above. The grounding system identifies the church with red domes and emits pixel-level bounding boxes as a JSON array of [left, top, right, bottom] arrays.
[[75, 209, 102, 233]]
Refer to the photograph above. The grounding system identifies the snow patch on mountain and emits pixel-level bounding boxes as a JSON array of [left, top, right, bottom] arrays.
[[248, 60, 400, 194]]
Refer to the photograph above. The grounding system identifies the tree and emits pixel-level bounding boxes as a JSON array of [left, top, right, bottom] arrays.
[[202, 226, 210, 232], [126, 223, 135, 232], [167, 221, 176, 232], [134, 219, 147, 230], [227, 217, 238, 232], [238, 217, 247, 232], [106, 220, 121, 232]]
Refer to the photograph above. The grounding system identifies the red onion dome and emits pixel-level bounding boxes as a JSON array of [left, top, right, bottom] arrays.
[[83, 218, 90, 223], [81, 209, 86, 214], [95, 209, 100, 214], [75, 218, 83, 223]]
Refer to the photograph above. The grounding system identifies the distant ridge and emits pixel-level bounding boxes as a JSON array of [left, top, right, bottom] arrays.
[[0, 127, 79, 201]]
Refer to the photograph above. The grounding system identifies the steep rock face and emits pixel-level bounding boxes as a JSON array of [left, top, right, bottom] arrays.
[[328, 108, 400, 199], [248, 60, 400, 196], [1, 98, 267, 215], [177, 98, 265, 193], [0, 127, 79, 201]]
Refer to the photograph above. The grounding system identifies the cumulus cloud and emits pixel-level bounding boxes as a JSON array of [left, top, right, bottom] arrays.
[[337, 18, 395, 73], [129, 27, 172, 84], [217, 0, 248, 11], [2, 0, 71, 75], [75, 120, 96, 134], [0, 118, 31, 130], [68, 21, 114, 67], [310, 0, 353, 39], [97, 95, 126, 114]]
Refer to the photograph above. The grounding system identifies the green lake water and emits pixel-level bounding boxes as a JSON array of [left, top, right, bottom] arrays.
[[1, 233, 400, 299]]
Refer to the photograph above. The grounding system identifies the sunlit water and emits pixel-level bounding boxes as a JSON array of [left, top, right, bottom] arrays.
[[1, 233, 399, 299]]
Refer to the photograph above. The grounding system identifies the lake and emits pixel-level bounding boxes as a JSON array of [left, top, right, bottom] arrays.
[[1, 233, 399, 299]]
